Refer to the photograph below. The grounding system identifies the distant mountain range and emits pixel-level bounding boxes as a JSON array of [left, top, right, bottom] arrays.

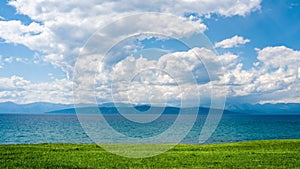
[[0, 101, 73, 114], [45, 106, 238, 115], [226, 103, 300, 115], [0, 101, 299, 115]]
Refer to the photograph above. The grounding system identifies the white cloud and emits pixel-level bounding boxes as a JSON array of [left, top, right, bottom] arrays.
[[0, 55, 15, 68], [75, 47, 231, 106], [0, 16, 4, 20], [9, 0, 261, 20], [0, 75, 30, 90], [0, 76, 73, 104], [9, 1, 300, 105], [4, 57, 13, 63], [0, 20, 44, 47], [215, 35, 250, 49], [1, 44, 299, 105], [220, 46, 300, 103], [0, 0, 262, 79], [258, 82, 300, 104], [257, 46, 300, 70]]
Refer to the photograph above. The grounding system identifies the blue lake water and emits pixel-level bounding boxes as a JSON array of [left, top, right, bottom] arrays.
[[0, 114, 299, 144]]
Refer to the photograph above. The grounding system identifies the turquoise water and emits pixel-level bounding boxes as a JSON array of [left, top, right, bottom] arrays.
[[0, 114, 299, 144]]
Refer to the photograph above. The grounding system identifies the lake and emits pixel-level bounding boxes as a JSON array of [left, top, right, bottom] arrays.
[[0, 114, 299, 144]]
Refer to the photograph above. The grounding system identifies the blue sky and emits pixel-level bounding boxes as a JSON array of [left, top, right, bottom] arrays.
[[205, 0, 300, 68], [0, 0, 299, 105], [0, 0, 64, 82]]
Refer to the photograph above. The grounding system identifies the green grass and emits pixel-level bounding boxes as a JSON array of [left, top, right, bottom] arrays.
[[0, 140, 299, 169]]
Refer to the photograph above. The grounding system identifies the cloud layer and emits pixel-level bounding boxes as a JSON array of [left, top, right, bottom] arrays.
[[3, 1, 299, 105], [0, 0, 262, 77], [0, 45, 299, 104], [0, 76, 73, 103]]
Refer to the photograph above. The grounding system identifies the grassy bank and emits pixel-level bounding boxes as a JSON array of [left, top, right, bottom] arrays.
[[1, 140, 299, 168]]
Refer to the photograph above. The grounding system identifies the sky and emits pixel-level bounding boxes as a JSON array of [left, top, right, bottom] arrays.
[[0, 0, 299, 105]]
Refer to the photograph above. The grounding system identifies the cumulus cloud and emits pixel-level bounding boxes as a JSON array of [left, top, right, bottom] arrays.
[[257, 46, 300, 70], [0, 0, 262, 79], [0, 76, 73, 104], [215, 35, 250, 49], [6, 0, 300, 105], [0, 20, 44, 47], [74, 46, 231, 106], [1, 44, 299, 105], [220, 46, 300, 103], [9, 0, 261, 20]]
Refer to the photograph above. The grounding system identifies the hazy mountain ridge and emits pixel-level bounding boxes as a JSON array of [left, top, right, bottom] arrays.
[[0, 102, 299, 114], [46, 106, 238, 115], [226, 103, 300, 115], [0, 101, 72, 114]]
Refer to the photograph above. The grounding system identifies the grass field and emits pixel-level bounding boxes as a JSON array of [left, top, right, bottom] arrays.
[[0, 140, 299, 168]]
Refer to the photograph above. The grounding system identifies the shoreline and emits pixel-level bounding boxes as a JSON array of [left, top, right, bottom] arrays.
[[1, 138, 299, 145]]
